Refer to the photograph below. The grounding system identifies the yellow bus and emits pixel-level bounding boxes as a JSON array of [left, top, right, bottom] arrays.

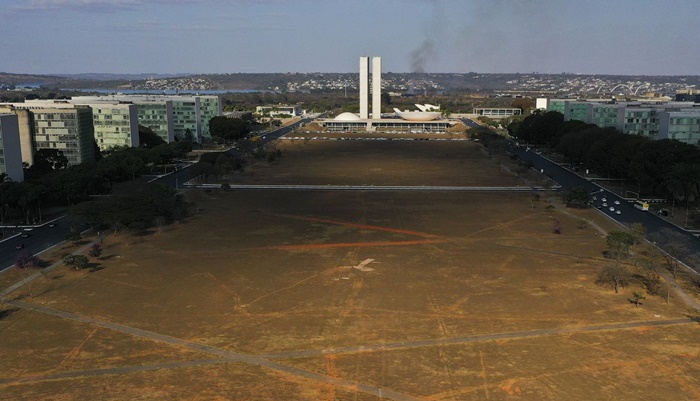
[[634, 200, 649, 211]]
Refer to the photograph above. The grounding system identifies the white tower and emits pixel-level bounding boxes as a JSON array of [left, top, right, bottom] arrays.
[[359, 56, 369, 119], [371, 56, 382, 120]]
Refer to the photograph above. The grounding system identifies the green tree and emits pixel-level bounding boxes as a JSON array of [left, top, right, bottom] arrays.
[[630, 292, 646, 307], [138, 125, 167, 148], [606, 231, 637, 259], [562, 187, 590, 208], [29, 148, 69, 176], [190, 162, 216, 183], [596, 264, 631, 293], [63, 254, 89, 270], [209, 116, 250, 144]]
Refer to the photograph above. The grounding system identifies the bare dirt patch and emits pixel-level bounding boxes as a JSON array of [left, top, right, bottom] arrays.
[[1, 140, 698, 400]]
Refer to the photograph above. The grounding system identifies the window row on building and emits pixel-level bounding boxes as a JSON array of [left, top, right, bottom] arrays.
[[0, 95, 223, 181], [540, 98, 700, 145]]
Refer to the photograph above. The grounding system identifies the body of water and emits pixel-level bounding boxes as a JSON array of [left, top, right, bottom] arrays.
[[61, 88, 264, 95]]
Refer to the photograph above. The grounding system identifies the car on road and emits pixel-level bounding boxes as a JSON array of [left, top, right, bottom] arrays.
[[616, 210, 622, 215], [602, 203, 608, 207], [20, 233, 30, 238], [601, 198, 607, 202], [609, 207, 615, 212], [48, 223, 57, 227], [614, 200, 620, 205]]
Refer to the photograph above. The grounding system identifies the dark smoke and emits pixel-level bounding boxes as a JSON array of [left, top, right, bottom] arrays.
[[410, 39, 435, 73], [408, 0, 443, 73]]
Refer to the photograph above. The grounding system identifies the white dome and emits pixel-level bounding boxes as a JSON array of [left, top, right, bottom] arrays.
[[334, 112, 362, 121]]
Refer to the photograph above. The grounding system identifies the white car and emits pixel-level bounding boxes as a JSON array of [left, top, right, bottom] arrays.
[[615, 210, 622, 215], [614, 200, 620, 205], [609, 207, 615, 212], [602, 203, 608, 207], [601, 198, 607, 202]]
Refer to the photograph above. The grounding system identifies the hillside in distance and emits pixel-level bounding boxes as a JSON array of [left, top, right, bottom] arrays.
[[2, 72, 699, 96]]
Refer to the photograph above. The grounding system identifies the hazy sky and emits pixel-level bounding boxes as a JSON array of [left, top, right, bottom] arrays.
[[1, 0, 699, 75]]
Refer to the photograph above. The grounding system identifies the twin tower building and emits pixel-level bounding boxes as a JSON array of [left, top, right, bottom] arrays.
[[359, 56, 382, 120]]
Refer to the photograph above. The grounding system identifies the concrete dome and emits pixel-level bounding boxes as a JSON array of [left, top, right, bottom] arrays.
[[334, 112, 362, 121]]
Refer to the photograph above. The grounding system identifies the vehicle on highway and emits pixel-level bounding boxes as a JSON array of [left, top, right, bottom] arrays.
[[21, 233, 30, 238], [614, 200, 620, 205], [634, 200, 650, 211], [602, 198, 607, 202], [603, 203, 608, 207], [616, 210, 622, 215], [609, 207, 615, 212]]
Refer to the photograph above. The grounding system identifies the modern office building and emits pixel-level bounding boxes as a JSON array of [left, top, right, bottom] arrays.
[[473, 108, 522, 118], [0, 102, 96, 166], [659, 111, 700, 144], [358, 56, 383, 120], [31, 106, 96, 166], [135, 102, 175, 143], [20, 100, 140, 151], [0, 114, 24, 182], [359, 56, 369, 119], [255, 105, 303, 117], [372, 56, 382, 120], [91, 103, 140, 150], [71, 94, 221, 143], [540, 97, 700, 144], [0, 106, 34, 165]]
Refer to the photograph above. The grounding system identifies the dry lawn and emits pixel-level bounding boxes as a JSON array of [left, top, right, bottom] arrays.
[[1, 140, 699, 400]]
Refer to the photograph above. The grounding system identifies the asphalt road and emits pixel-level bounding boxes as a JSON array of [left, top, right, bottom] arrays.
[[0, 217, 70, 273], [510, 142, 700, 274]]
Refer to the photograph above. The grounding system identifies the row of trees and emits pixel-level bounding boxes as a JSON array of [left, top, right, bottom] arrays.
[[597, 225, 697, 306], [209, 116, 250, 144], [509, 111, 700, 205], [69, 182, 187, 234], [1, 126, 193, 228]]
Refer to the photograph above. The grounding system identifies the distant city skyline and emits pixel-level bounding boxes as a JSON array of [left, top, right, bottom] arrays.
[[1, 0, 699, 76]]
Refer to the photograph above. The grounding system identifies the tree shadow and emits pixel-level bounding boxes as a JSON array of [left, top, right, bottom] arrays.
[[87, 262, 104, 272], [685, 310, 700, 324], [0, 308, 19, 320], [99, 254, 118, 261]]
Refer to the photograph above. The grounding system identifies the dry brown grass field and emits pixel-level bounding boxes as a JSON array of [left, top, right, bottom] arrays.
[[1, 140, 699, 400]]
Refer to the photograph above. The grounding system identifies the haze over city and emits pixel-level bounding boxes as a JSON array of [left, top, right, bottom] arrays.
[[1, 0, 699, 76]]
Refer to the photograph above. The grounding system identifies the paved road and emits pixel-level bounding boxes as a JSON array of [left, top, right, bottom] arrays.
[[460, 117, 482, 129], [510, 143, 700, 275], [0, 217, 70, 273]]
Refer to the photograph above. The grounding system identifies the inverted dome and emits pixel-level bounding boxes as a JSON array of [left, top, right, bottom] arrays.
[[394, 111, 442, 121], [334, 112, 362, 121]]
